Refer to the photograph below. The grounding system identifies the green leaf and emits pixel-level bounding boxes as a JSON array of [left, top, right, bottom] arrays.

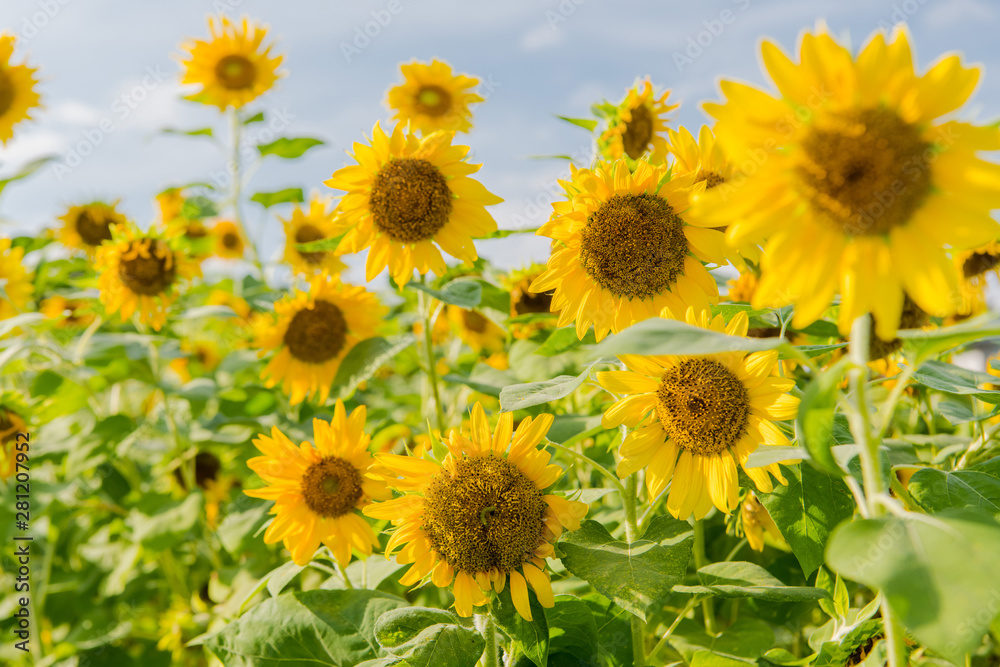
[[257, 136, 325, 159], [251, 187, 304, 208], [591, 318, 784, 360], [827, 509, 1000, 660], [181, 194, 217, 219], [383, 623, 485, 666], [911, 359, 1000, 403], [499, 358, 609, 412], [675, 561, 828, 601], [796, 357, 848, 476], [0, 312, 44, 337], [409, 278, 482, 308], [480, 227, 539, 239], [296, 235, 344, 254], [176, 304, 236, 320], [557, 516, 693, 620], [333, 335, 416, 398], [0, 155, 54, 196], [758, 464, 856, 576], [898, 314, 1000, 365], [127, 493, 204, 551], [536, 327, 596, 357], [162, 126, 214, 137], [374, 607, 461, 649], [545, 596, 599, 666], [908, 458, 1000, 519], [244, 111, 265, 124], [670, 617, 775, 666], [204, 590, 408, 666], [494, 586, 548, 667], [555, 115, 599, 131]]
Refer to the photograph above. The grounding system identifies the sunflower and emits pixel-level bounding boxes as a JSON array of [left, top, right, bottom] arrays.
[[741, 493, 784, 552], [726, 272, 758, 303], [156, 187, 186, 224], [207, 288, 252, 322], [169, 338, 222, 383], [172, 451, 236, 529], [502, 265, 555, 340], [530, 159, 724, 341], [0, 32, 41, 144], [280, 194, 348, 275], [445, 306, 506, 354], [597, 308, 799, 519], [57, 201, 128, 254], [954, 239, 1000, 319], [0, 238, 32, 322], [0, 403, 27, 481], [253, 273, 384, 405], [598, 79, 677, 163], [179, 14, 283, 110], [211, 219, 245, 259], [40, 295, 95, 329], [386, 59, 484, 135], [696, 26, 1000, 340], [364, 403, 588, 621], [325, 122, 502, 286], [95, 223, 201, 331], [245, 400, 389, 566]]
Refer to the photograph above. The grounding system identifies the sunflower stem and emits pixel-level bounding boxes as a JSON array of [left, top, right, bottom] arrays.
[[228, 107, 265, 280], [622, 472, 647, 667], [476, 612, 498, 667], [693, 520, 717, 635], [881, 595, 909, 667], [847, 314, 884, 514], [417, 286, 447, 433]]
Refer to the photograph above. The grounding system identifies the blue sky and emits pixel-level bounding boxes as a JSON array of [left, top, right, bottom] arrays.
[[1, 0, 998, 285]]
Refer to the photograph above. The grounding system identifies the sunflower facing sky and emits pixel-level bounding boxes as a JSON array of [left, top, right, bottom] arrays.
[[365, 403, 588, 621], [280, 194, 348, 276], [325, 122, 503, 286], [694, 26, 1000, 340], [598, 308, 799, 520], [178, 14, 284, 110], [211, 219, 245, 259], [245, 400, 389, 566], [95, 223, 201, 331], [0, 32, 41, 145], [0, 238, 33, 323], [57, 201, 129, 255], [598, 79, 677, 163], [386, 59, 484, 135], [253, 273, 384, 405], [531, 159, 725, 341]]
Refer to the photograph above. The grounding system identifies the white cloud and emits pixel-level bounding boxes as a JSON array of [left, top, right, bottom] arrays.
[[520, 24, 563, 52], [0, 129, 66, 169], [46, 100, 104, 126]]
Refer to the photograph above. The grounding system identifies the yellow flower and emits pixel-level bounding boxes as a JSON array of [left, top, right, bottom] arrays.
[[502, 265, 554, 340], [445, 305, 506, 354], [386, 59, 483, 134], [57, 201, 128, 254], [365, 403, 588, 621], [696, 26, 1000, 340], [598, 308, 799, 519], [598, 79, 678, 162], [954, 239, 1000, 319], [40, 295, 95, 329], [207, 288, 252, 322], [0, 32, 41, 144], [531, 160, 724, 341], [253, 273, 384, 405], [0, 406, 27, 481], [741, 493, 784, 552], [0, 238, 32, 322], [245, 400, 389, 566], [325, 122, 503, 286], [726, 272, 758, 303], [211, 219, 245, 259], [156, 187, 186, 224], [95, 223, 201, 331], [178, 14, 283, 110], [280, 194, 348, 275], [169, 339, 222, 383]]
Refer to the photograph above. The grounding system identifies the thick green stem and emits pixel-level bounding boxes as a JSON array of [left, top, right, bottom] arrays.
[[476, 613, 498, 667], [693, 520, 717, 634], [622, 472, 646, 667], [417, 288, 446, 433], [881, 596, 908, 667], [847, 315, 884, 513], [229, 108, 264, 279]]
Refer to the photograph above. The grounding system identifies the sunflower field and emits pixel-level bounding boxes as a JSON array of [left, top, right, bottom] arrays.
[[3, 4, 1000, 667]]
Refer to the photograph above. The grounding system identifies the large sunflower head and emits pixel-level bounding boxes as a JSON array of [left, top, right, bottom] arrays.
[[325, 122, 502, 286], [280, 194, 348, 276], [253, 273, 385, 405], [597, 308, 800, 519], [95, 223, 201, 331], [386, 59, 484, 135], [245, 400, 389, 566], [0, 32, 41, 145], [598, 79, 678, 163], [365, 403, 588, 621], [57, 201, 128, 254], [696, 26, 1000, 340], [178, 14, 283, 110], [211, 219, 245, 259], [0, 238, 33, 322], [531, 159, 725, 341]]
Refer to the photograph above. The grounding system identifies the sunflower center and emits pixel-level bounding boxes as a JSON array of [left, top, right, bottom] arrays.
[[964, 251, 1000, 278], [283, 299, 348, 364], [461, 309, 489, 333], [76, 210, 115, 247], [215, 54, 257, 90], [414, 85, 453, 117], [579, 193, 688, 300], [512, 285, 552, 316], [300, 456, 363, 518], [696, 170, 726, 189], [186, 222, 209, 239], [797, 107, 932, 236], [423, 456, 547, 574], [655, 359, 750, 455], [0, 69, 15, 117], [118, 240, 177, 296], [369, 158, 453, 243], [0, 411, 22, 444], [222, 232, 240, 249], [622, 104, 654, 159], [869, 296, 927, 361], [294, 224, 328, 264]]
